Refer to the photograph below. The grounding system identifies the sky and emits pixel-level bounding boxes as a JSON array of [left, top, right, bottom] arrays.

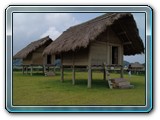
[[13, 13, 145, 63]]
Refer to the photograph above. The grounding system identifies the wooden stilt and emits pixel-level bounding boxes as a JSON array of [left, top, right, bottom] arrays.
[[30, 65, 33, 76], [48, 66, 49, 72], [43, 65, 46, 75], [103, 63, 107, 81], [60, 53, 64, 82], [26, 66, 28, 74], [72, 66, 75, 85], [61, 65, 64, 82], [42, 65, 44, 74], [88, 66, 92, 88], [22, 65, 24, 75], [24, 66, 26, 74], [120, 66, 123, 78], [91, 68, 92, 81], [103, 68, 106, 81]]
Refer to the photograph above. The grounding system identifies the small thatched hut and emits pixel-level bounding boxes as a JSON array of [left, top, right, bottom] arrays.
[[13, 36, 54, 75], [43, 13, 144, 88], [130, 62, 145, 71]]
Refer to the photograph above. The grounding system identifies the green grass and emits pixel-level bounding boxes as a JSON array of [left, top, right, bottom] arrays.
[[13, 70, 145, 106]]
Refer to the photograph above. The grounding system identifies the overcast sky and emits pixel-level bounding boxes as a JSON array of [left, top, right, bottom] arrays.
[[13, 13, 145, 63]]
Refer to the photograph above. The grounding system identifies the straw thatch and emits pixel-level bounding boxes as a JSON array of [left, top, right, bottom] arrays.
[[131, 62, 144, 68], [13, 36, 52, 59], [43, 13, 144, 56]]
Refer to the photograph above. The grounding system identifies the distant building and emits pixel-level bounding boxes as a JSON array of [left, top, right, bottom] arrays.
[[130, 62, 145, 74], [13, 36, 54, 75], [130, 62, 144, 70]]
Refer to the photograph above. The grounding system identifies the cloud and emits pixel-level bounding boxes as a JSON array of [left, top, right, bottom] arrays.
[[40, 27, 61, 40], [13, 13, 80, 54], [44, 13, 79, 30]]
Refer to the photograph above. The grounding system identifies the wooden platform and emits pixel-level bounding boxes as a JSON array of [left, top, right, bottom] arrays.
[[108, 78, 134, 89], [45, 71, 55, 76]]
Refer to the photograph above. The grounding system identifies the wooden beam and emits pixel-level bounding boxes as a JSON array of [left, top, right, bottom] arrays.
[[88, 66, 92, 88], [48, 66, 50, 72], [26, 66, 28, 74], [30, 65, 33, 76], [117, 21, 135, 51], [72, 66, 75, 85], [60, 53, 64, 82], [61, 65, 64, 82], [103, 66, 106, 81], [22, 65, 24, 75], [72, 52, 75, 85], [43, 65, 46, 76], [120, 66, 124, 78], [42, 65, 45, 75], [123, 41, 132, 45]]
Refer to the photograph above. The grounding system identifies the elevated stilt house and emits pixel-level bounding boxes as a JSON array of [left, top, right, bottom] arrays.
[[13, 36, 54, 75], [43, 13, 144, 88], [130, 62, 145, 74]]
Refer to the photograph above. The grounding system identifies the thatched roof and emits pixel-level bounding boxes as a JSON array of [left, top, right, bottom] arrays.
[[13, 36, 52, 59], [43, 13, 144, 55], [131, 62, 144, 68]]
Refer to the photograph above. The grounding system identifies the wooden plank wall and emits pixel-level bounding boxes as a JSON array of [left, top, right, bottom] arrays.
[[62, 28, 124, 66], [23, 54, 32, 65], [23, 45, 54, 65], [43, 54, 55, 65], [89, 41, 108, 65], [32, 52, 43, 64], [63, 48, 89, 66], [89, 28, 123, 65]]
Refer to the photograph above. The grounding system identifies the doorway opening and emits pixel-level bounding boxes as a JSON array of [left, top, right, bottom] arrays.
[[47, 55, 51, 64], [112, 46, 118, 64]]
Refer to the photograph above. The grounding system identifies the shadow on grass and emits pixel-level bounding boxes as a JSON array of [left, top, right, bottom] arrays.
[[62, 78, 109, 89]]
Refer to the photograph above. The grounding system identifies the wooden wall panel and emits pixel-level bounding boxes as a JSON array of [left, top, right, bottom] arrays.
[[89, 41, 108, 65], [32, 52, 43, 64], [23, 54, 32, 65], [63, 48, 89, 66]]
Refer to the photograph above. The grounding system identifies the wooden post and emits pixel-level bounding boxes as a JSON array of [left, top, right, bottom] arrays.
[[60, 53, 64, 82], [43, 65, 45, 75], [61, 65, 64, 82], [48, 66, 49, 72], [88, 66, 92, 88], [42, 65, 44, 75], [103, 63, 107, 81], [26, 66, 28, 74], [30, 65, 33, 76], [120, 66, 123, 78], [103, 67, 106, 81], [22, 65, 24, 75], [72, 52, 75, 85], [91, 66, 92, 87], [72, 66, 75, 85]]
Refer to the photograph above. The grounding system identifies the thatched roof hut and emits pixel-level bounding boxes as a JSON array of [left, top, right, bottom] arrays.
[[13, 36, 56, 76], [13, 36, 55, 65], [43, 13, 144, 56], [14, 36, 52, 59], [43, 13, 144, 88], [130, 62, 144, 70]]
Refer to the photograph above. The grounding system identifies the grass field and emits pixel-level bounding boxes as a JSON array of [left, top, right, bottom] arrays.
[[13, 70, 145, 106]]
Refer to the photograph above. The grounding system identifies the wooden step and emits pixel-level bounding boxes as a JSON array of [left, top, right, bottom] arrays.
[[108, 78, 134, 89], [45, 71, 55, 76]]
